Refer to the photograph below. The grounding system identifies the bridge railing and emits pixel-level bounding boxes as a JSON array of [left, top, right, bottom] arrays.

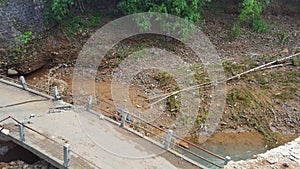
[[0, 116, 100, 169], [0, 76, 228, 168], [91, 99, 227, 168], [0, 75, 53, 96]]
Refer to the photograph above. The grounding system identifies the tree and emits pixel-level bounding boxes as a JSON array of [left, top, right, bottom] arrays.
[[117, 0, 211, 37], [118, 0, 212, 23]]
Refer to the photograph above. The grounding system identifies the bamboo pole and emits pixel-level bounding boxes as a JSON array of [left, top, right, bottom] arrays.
[[150, 52, 300, 106]]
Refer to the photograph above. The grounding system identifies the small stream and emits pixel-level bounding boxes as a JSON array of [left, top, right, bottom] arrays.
[[178, 132, 298, 168]]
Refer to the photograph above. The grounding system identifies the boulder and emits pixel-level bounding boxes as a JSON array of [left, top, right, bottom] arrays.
[[7, 69, 18, 75]]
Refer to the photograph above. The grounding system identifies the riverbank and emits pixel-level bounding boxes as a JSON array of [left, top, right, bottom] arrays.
[[225, 136, 300, 168]]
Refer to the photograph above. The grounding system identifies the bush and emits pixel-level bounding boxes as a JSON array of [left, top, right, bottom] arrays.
[[118, 0, 211, 36], [226, 22, 242, 41], [16, 31, 32, 44], [238, 0, 269, 32], [46, 0, 74, 22], [66, 16, 88, 36]]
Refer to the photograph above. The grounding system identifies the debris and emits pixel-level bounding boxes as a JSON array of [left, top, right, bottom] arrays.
[[178, 140, 189, 149]]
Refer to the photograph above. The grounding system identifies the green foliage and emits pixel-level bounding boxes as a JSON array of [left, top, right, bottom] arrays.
[[225, 23, 242, 41], [66, 16, 88, 36], [16, 31, 32, 44], [46, 0, 74, 21], [238, 0, 269, 32], [61, 11, 103, 36], [118, 0, 211, 22], [154, 72, 181, 114], [0, 0, 8, 6], [118, 0, 211, 37], [89, 15, 102, 28], [275, 32, 288, 45], [226, 0, 269, 40]]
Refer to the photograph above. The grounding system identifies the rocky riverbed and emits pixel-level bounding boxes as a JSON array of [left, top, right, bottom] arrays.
[[225, 136, 300, 168], [0, 160, 56, 169]]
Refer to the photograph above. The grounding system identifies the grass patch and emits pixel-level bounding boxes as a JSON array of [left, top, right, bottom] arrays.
[[275, 32, 288, 45], [154, 72, 181, 116], [226, 88, 278, 147]]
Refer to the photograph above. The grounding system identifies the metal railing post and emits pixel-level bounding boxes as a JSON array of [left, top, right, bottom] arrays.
[[54, 86, 60, 100], [63, 144, 71, 168], [165, 129, 173, 150], [20, 76, 27, 90], [86, 95, 92, 111], [224, 156, 231, 165], [120, 110, 128, 128], [18, 123, 25, 142]]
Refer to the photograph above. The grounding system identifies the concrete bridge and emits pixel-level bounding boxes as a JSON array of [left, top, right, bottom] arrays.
[[0, 76, 227, 169]]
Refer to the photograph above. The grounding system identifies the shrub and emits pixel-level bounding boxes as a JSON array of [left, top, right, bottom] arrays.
[[238, 0, 269, 32]]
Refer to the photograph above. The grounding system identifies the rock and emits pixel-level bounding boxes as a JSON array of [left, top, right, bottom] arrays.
[[15, 54, 48, 75], [0, 145, 9, 155], [282, 48, 289, 53], [16, 160, 24, 165], [9, 161, 16, 165], [282, 163, 289, 168], [7, 68, 18, 75], [290, 154, 299, 161], [281, 151, 289, 157], [266, 156, 278, 164], [225, 136, 300, 168]]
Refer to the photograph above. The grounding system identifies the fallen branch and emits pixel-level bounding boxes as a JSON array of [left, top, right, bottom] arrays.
[[259, 63, 292, 71]]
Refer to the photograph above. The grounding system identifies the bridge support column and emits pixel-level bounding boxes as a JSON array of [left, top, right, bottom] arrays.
[[18, 123, 25, 142], [165, 129, 173, 150], [86, 95, 92, 111], [20, 76, 27, 90], [63, 144, 71, 168]]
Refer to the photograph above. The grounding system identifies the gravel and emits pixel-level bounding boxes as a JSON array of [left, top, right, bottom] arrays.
[[0, 160, 56, 169]]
